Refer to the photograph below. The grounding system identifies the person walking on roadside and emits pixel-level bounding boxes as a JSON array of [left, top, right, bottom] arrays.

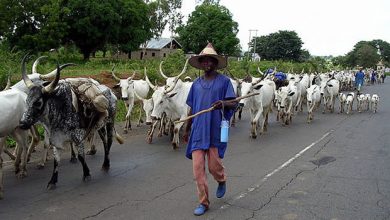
[[355, 67, 365, 94], [183, 43, 237, 216]]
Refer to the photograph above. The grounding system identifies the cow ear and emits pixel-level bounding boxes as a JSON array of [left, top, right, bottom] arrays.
[[167, 92, 177, 98], [253, 84, 263, 90], [288, 91, 295, 96], [113, 83, 120, 88]]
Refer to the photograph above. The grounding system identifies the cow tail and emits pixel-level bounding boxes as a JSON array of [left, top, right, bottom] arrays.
[[113, 129, 124, 144]]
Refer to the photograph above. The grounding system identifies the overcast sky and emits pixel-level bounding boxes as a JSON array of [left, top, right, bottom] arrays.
[[163, 0, 390, 56]]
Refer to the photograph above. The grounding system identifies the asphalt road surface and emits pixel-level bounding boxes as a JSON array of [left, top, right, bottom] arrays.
[[1, 81, 389, 220]]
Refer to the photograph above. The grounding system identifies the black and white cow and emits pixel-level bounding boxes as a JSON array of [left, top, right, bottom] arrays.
[[19, 57, 118, 189]]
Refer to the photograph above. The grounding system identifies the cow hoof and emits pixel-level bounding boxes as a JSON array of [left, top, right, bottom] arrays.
[[36, 164, 45, 169], [147, 137, 152, 144], [101, 165, 110, 172], [16, 171, 27, 179], [251, 134, 257, 139], [47, 183, 56, 190], [70, 157, 78, 163], [172, 143, 178, 150], [86, 149, 97, 155], [83, 175, 92, 182], [123, 130, 128, 134]]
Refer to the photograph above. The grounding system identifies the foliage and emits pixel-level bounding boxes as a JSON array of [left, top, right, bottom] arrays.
[[252, 30, 304, 61], [176, 3, 240, 56], [344, 41, 380, 68], [148, 0, 183, 38], [0, 0, 152, 60]]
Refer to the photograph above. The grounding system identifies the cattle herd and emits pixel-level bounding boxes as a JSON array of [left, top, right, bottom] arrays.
[[0, 56, 385, 199]]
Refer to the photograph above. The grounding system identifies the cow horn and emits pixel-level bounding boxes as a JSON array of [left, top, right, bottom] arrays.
[[127, 71, 136, 81], [111, 65, 121, 82], [144, 67, 157, 91], [21, 54, 34, 89], [3, 74, 11, 91], [301, 68, 305, 74], [40, 63, 76, 80], [159, 61, 169, 79], [176, 58, 189, 79], [257, 67, 265, 75], [32, 56, 47, 74], [42, 63, 60, 94]]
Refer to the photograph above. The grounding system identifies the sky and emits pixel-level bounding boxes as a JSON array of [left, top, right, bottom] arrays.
[[162, 0, 390, 56]]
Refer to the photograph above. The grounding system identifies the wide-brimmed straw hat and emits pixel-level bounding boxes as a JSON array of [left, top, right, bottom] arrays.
[[189, 43, 227, 70]]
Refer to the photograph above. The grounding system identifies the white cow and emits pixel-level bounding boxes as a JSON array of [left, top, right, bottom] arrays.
[[370, 94, 379, 113], [338, 93, 347, 114], [356, 94, 366, 113], [364, 94, 371, 111], [147, 67, 191, 149], [111, 68, 149, 133], [345, 92, 355, 115], [0, 89, 34, 199], [275, 84, 299, 125], [320, 78, 340, 113], [306, 85, 321, 123], [239, 80, 275, 138]]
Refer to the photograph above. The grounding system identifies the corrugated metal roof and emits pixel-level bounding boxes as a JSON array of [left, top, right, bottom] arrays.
[[143, 38, 181, 49]]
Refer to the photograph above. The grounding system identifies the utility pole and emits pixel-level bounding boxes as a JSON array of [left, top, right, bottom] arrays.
[[248, 29, 258, 61]]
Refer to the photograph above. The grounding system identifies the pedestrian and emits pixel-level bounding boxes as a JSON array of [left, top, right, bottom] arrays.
[[183, 43, 237, 216], [355, 67, 365, 94]]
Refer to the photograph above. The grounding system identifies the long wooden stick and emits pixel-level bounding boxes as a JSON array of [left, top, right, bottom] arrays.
[[174, 92, 259, 124]]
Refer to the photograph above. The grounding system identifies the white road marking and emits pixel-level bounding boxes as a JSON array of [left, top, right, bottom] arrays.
[[220, 130, 333, 209]]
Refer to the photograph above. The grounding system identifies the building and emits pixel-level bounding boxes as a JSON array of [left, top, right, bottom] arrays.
[[129, 38, 182, 60]]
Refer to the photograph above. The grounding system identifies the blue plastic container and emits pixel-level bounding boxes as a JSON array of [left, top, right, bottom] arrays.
[[220, 120, 229, 143]]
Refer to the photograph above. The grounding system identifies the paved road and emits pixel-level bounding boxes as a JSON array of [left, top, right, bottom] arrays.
[[1, 82, 389, 220]]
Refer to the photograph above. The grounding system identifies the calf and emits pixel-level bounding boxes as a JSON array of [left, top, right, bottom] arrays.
[[364, 94, 371, 111], [338, 93, 347, 114], [345, 92, 355, 114], [306, 85, 321, 123], [356, 94, 366, 113], [370, 94, 379, 113], [275, 84, 298, 125]]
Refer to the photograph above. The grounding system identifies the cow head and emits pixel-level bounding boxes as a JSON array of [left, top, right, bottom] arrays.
[[134, 90, 154, 125], [20, 55, 61, 129], [112, 67, 136, 101]]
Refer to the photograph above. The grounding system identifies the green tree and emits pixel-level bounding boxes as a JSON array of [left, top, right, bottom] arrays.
[[344, 41, 380, 68], [252, 30, 304, 61], [148, 0, 183, 38], [0, 0, 67, 51], [176, 3, 240, 55]]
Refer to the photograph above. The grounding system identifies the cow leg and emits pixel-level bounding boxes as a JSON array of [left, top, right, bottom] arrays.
[[86, 132, 97, 155], [37, 131, 50, 169], [27, 126, 40, 162], [3, 147, 16, 161], [0, 137, 5, 199], [137, 106, 143, 127], [76, 143, 91, 182], [47, 147, 61, 189], [264, 112, 269, 132], [231, 112, 236, 127], [238, 107, 243, 120], [172, 122, 183, 149], [70, 142, 78, 163], [147, 121, 159, 144], [100, 124, 113, 171], [12, 129, 28, 178]]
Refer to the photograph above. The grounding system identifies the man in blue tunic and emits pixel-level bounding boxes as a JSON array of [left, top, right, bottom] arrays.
[[184, 43, 237, 216], [355, 67, 365, 94]]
